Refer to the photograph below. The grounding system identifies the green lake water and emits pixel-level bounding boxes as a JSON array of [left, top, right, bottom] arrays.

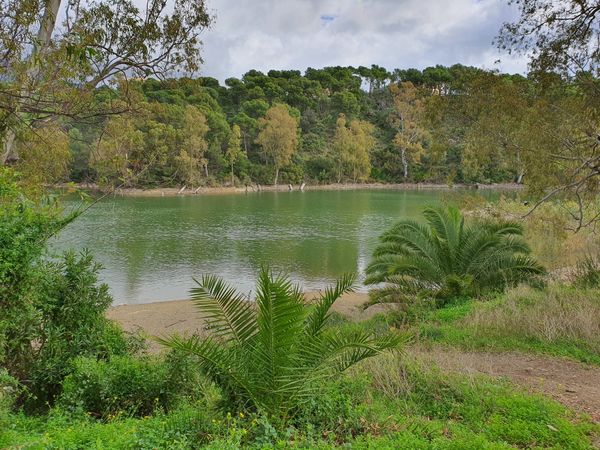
[[51, 189, 494, 305]]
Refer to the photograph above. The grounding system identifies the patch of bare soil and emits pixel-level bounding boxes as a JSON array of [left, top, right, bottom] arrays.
[[417, 347, 600, 424]]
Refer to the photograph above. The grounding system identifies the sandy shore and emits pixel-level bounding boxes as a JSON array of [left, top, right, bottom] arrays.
[[64, 182, 522, 198], [107, 292, 393, 351]]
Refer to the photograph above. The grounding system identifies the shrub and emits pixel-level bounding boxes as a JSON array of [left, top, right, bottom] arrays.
[[59, 353, 205, 420], [0, 369, 20, 428], [365, 206, 545, 305], [0, 168, 132, 409], [26, 250, 130, 407], [159, 269, 402, 420], [573, 255, 600, 288]]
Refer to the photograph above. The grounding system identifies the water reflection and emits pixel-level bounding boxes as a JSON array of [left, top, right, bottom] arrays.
[[51, 189, 470, 305]]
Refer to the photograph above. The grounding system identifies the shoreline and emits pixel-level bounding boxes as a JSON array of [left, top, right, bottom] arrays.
[[107, 292, 390, 351], [62, 182, 523, 198]]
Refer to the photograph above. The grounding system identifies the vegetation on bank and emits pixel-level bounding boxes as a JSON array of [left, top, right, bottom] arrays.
[[2, 167, 600, 448]]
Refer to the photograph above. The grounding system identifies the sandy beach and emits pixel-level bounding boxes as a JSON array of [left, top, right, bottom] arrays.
[[107, 291, 392, 351]]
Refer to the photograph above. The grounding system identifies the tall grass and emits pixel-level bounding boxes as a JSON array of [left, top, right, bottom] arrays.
[[466, 285, 600, 354]]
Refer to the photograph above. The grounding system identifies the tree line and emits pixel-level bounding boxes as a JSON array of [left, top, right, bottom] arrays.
[[11, 63, 591, 190]]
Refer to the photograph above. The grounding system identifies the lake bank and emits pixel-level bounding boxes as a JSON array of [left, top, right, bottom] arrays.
[[65, 181, 523, 197], [107, 291, 384, 351]]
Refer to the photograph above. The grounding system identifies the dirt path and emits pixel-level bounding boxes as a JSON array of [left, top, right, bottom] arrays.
[[418, 347, 600, 424]]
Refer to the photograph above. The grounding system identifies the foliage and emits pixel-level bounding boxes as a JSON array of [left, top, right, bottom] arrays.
[[365, 206, 545, 304], [0, 168, 69, 386], [59, 352, 205, 420], [389, 82, 429, 180], [225, 124, 244, 185], [26, 250, 129, 407], [0, 0, 212, 180], [497, 0, 599, 75], [573, 255, 600, 288], [0, 168, 129, 409], [332, 114, 374, 183], [159, 269, 402, 420], [2, 352, 597, 449], [255, 104, 299, 185]]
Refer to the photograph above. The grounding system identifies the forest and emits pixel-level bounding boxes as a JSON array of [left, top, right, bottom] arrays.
[[15, 63, 597, 191]]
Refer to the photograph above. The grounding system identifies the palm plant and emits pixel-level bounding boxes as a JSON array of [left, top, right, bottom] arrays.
[[158, 269, 401, 419], [365, 206, 545, 304]]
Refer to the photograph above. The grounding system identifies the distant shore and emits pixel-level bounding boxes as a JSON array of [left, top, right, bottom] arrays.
[[62, 182, 523, 198]]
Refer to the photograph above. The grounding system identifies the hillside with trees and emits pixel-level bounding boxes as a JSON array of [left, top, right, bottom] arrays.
[[19, 63, 593, 191]]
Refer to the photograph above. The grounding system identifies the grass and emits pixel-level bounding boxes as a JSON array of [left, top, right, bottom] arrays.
[[413, 284, 600, 365], [2, 351, 598, 449]]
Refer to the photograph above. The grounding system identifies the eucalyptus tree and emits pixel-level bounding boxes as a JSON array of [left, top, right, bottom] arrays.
[[0, 0, 212, 166], [255, 104, 299, 185], [497, 0, 600, 229]]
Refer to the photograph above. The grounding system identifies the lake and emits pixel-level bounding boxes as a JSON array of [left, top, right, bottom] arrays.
[[51, 188, 493, 305]]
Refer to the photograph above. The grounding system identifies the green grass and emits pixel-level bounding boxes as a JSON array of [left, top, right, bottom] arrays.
[[410, 286, 600, 366], [2, 354, 598, 449]]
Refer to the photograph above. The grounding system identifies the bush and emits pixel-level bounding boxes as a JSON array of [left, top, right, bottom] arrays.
[[59, 353, 205, 420], [573, 255, 600, 288], [159, 269, 401, 420], [26, 250, 130, 408], [0, 369, 20, 427], [1, 169, 128, 410], [365, 206, 545, 305]]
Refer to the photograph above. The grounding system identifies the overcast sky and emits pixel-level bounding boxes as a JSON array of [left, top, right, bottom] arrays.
[[196, 0, 528, 82]]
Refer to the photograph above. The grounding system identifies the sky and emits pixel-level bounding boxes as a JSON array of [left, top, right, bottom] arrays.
[[197, 0, 529, 82]]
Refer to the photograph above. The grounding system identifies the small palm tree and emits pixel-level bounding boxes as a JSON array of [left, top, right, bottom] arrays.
[[365, 206, 545, 304], [158, 269, 401, 419]]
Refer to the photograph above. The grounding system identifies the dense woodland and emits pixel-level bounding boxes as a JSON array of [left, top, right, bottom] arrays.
[[19, 64, 595, 190]]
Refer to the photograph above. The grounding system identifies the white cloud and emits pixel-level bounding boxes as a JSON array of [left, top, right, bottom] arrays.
[[198, 0, 525, 81]]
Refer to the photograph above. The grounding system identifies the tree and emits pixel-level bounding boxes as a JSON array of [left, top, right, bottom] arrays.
[[389, 82, 429, 180], [178, 105, 209, 184], [497, 0, 599, 76], [158, 269, 401, 419], [16, 124, 71, 185], [365, 207, 545, 305], [255, 104, 299, 185], [1, 0, 212, 165], [90, 115, 144, 186], [332, 114, 374, 183], [497, 3, 600, 228], [462, 74, 532, 183], [225, 125, 243, 186]]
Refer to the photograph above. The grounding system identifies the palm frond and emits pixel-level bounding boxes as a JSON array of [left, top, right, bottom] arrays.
[[190, 274, 256, 344], [305, 272, 356, 337]]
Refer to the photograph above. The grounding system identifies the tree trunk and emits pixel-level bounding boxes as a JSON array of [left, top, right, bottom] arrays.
[[231, 163, 235, 186], [2, 0, 62, 165], [274, 166, 279, 186], [401, 148, 408, 180]]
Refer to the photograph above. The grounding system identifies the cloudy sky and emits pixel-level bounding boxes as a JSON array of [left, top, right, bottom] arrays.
[[197, 0, 528, 82]]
